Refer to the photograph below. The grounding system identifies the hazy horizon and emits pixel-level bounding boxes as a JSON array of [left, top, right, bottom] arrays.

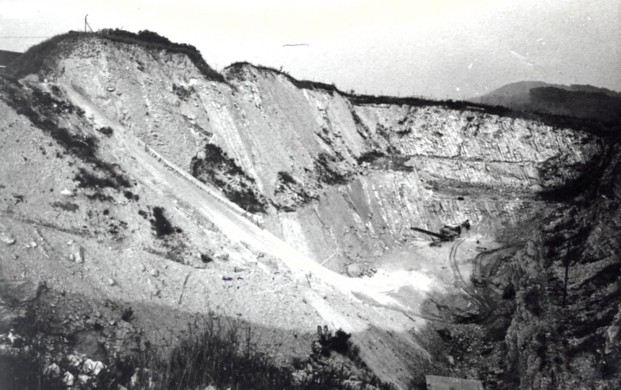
[[1, 0, 619, 99]]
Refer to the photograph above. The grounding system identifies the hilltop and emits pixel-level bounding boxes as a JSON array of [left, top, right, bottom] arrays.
[[473, 81, 621, 123], [0, 50, 22, 74]]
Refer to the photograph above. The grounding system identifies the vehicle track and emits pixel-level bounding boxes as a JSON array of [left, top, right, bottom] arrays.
[[447, 239, 499, 323], [472, 244, 522, 287]]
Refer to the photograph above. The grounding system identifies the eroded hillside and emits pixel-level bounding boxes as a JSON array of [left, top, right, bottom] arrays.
[[1, 31, 619, 389]]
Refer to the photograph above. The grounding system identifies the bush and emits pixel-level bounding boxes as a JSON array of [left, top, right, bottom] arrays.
[[97, 126, 113, 136], [125, 317, 383, 390], [316, 326, 352, 357], [150, 206, 176, 237], [6, 316, 395, 390], [277, 171, 297, 185], [191, 144, 269, 213]]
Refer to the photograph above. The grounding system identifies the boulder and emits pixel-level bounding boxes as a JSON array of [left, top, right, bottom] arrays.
[[44, 363, 61, 376], [75, 246, 85, 263], [0, 232, 16, 245], [83, 358, 105, 376], [60, 188, 75, 197], [345, 263, 363, 277], [63, 371, 75, 386]]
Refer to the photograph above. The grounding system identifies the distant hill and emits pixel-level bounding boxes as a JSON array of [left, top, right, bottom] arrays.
[[472, 81, 621, 123], [0, 50, 21, 73]]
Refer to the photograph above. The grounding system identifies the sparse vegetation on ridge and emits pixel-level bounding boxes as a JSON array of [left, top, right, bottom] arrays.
[[225, 62, 341, 94], [8, 28, 619, 138], [224, 62, 620, 138], [7, 29, 224, 83]]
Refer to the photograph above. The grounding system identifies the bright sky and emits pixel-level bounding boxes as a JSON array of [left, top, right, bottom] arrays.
[[1, 0, 619, 99]]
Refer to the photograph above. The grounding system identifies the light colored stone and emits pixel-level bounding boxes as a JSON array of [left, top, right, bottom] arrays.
[[68, 354, 82, 367], [60, 188, 74, 197], [83, 359, 105, 376], [0, 232, 16, 245], [345, 263, 363, 277], [75, 246, 85, 263], [607, 325, 620, 343], [44, 363, 61, 376], [63, 371, 75, 386]]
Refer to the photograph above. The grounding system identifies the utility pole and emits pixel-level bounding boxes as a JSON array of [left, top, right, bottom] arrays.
[[84, 14, 93, 33], [562, 241, 571, 307]]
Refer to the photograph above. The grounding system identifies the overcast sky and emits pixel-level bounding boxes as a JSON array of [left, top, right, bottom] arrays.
[[1, 0, 620, 99]]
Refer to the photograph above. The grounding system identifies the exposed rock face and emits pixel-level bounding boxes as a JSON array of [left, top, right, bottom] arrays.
[[0, 279, 43, 330], [1, 31, 619, 388], [40, 35, 602, 269], [502, 144, 621, 389]]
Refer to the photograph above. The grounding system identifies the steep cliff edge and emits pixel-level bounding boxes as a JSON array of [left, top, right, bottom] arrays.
[[1, 31, 619, 389]]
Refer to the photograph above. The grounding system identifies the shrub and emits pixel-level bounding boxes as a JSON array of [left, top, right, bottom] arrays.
[[277, 171, 296, 185], [316, 325, 352, 357], [357, 150, 386, 165], [191, 144, 269, 213], [97, 126, 113, 136], [150, 206, 176, 237], [121, 306, 134, 322], [172, 83, 193, 100], [125, 317, 378, 390], [314, 153, 349, 185]]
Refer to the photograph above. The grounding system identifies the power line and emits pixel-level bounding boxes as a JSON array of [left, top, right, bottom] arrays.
[[0, 36, 51, 39]]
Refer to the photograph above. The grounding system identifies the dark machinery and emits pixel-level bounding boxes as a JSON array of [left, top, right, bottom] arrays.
[[411, 220, 471, 243]]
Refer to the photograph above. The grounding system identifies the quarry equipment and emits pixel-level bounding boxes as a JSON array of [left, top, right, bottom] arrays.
[[411, 220, 471, 243]]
